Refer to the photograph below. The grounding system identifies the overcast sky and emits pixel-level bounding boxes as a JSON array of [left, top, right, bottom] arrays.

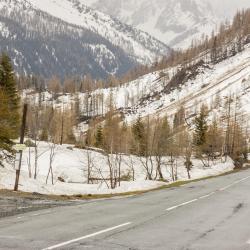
[[211, 0, 250, 17], [80, 0, 250, 18]]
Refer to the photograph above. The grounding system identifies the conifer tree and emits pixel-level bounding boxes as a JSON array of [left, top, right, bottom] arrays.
[[0, 90, 13, 166], [193, 105, 208, 154], [132, 116, 146, 155], [95, 125, 104, 148], [0, 54, 19, 116], [0, 53, 20, 165], [210, 36, 218, 64]]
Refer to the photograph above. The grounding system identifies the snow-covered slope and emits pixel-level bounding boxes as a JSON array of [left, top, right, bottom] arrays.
[[82, 0, 250, 49], [107, 44, 250, 124], [0, 0, 170, 78], [27, 42, 250, 131]]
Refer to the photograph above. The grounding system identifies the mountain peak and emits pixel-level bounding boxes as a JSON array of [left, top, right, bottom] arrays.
[[81, 0, 250, 49], [0, 0, 170, 78]]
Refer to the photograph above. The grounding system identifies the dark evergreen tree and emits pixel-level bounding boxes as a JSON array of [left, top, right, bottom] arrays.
[[193, 105, 208, 152], [132, 116, 146, 155], [0, 53, 20, 116], [95, 125, 104, 148], [0, 53, 20, 166], [231, 43, 236, 56], [210, 36, 218, 64], [237, 36, 243, 53]]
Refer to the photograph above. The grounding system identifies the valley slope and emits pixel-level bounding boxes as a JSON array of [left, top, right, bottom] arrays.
[[0, 0, 170, 78]]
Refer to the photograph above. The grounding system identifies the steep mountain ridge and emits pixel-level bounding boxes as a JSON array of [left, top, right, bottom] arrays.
[[0, 0, 170, 78], [82, 0, 250, 49], [27, 0, 170, 64]]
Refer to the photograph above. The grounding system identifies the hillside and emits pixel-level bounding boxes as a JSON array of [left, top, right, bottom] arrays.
[[26, 41, 250, 131]]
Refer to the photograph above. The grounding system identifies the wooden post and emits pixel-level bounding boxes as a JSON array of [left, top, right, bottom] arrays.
[[14, 103, 28, 191]]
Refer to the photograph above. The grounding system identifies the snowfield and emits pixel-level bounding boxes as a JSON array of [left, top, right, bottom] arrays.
[[0, 143, 235, 196]]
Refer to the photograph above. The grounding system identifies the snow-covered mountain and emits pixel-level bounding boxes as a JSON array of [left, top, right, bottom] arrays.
[[82, 0, 250, 49], [0, 0, 170, 78]]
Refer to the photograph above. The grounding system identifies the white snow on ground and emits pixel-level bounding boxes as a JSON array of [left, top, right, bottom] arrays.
[[0, 143, 235, 195], [22, 43, 250, 135], [122, 44, 250, 124]]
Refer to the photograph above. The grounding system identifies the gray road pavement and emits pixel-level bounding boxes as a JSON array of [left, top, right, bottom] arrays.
[[1, 169, 250, 250]]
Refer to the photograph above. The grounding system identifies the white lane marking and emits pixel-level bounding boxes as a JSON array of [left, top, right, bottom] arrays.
[[199, 192, 214, 199], [219, 176, 250, 191], [41, 222, 132, 250], [199, 194, 211, 199], [247, 239, 250, 244], [166, 199, 198, 211], [166, 175, 250, 212], [236, 176, 250, 183], [32, 212, 51, 217], [181, 199, 198, 206], [219, 184, 234, 191], [166, 205, 179, 211]]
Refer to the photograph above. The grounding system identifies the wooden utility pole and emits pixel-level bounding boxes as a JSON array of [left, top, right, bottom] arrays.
[[224, 95, 232, 161], [60, 108, 64, 145], [14, 103, 28, 191]]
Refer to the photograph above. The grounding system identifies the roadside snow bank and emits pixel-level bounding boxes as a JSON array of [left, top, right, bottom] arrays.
[[0, 143, 235, 195]]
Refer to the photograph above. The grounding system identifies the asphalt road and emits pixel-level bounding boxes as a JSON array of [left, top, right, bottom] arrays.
[[1, 169, 250, 250]]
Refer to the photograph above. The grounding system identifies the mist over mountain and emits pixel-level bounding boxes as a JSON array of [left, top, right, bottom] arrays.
[[211, 0, 250, 17], [81, 0, 250, 48]]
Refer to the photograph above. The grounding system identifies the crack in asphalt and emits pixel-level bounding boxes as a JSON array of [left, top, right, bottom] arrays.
[[233, 203, 244, 214], [184, 202, 246, 250]]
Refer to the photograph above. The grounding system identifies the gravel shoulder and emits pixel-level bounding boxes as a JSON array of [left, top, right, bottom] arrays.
[[0, 189, 74, 218]]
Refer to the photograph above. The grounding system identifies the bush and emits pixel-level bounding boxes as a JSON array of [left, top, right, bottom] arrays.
[[120, 171, 133, 181], [24, 139, 36, 147]]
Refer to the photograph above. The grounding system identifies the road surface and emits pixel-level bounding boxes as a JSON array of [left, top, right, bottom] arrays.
[[1, 169, 250, 250]]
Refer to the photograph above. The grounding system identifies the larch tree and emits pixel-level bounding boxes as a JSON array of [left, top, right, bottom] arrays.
[[206, 118, 223, 159], [154, 116, 172, 180], [47, 75, 62, 99]]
